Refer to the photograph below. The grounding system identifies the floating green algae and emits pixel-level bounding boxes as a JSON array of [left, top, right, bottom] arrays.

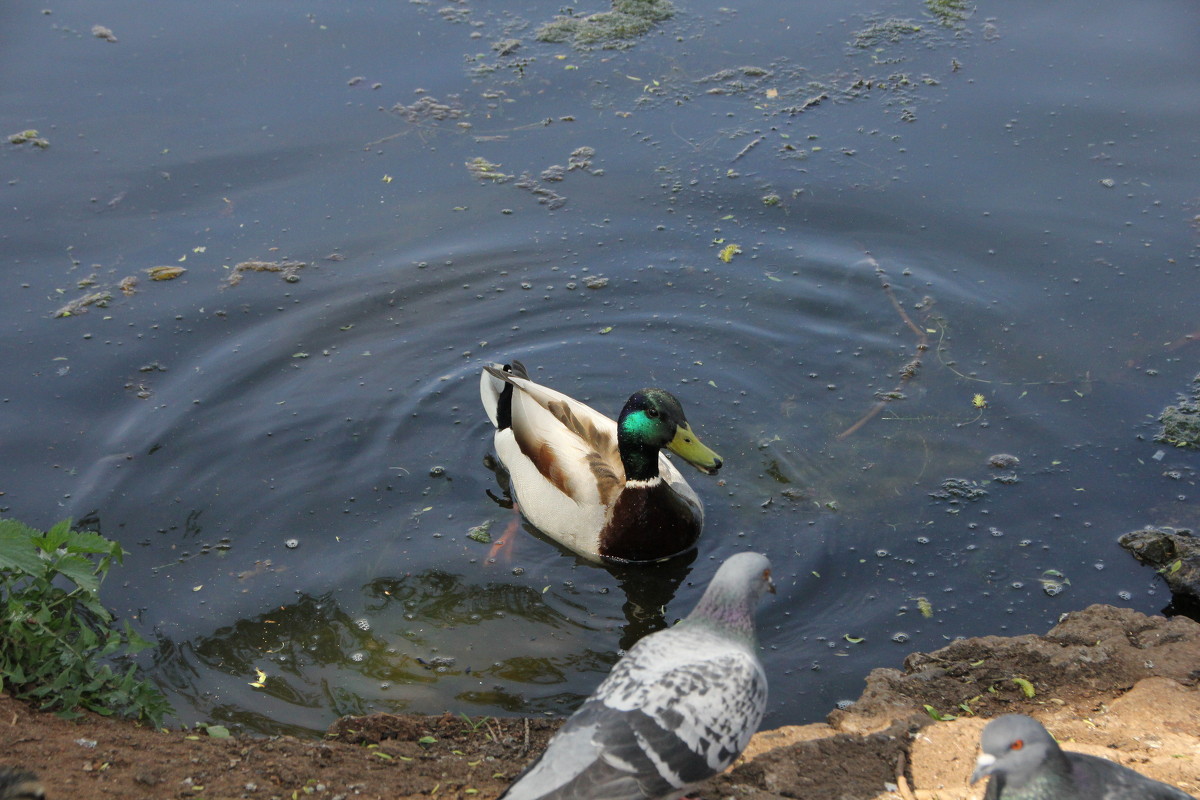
[[1157, 373, 1200, 449], [535, 0, 674, 50]]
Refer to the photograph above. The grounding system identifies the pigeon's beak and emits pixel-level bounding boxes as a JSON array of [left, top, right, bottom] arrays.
[[970, 753, 997, 784]]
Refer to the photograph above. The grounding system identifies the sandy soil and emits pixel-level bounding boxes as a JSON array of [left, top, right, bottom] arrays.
[[1, 604, 1197, 800]]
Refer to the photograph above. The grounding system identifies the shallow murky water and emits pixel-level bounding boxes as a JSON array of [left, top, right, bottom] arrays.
[[2, 0, 1197, 734]]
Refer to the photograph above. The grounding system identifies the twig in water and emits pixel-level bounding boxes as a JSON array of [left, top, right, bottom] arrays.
[[837, 254, 931, 439], [733, 135, 764, 162]]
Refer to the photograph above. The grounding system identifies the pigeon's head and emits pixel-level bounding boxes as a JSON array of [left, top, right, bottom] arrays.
[[690, 552, 775, 635], [971, 714, 1059, 788], [713, 551, 775, 600]]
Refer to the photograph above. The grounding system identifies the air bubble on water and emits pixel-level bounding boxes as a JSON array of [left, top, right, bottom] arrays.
[[875, 549, 889, 558], [355, 618, 370, 631], [350, 652, 365, 662], [1010, 581, 1024, 589], [1094, 562, 1104, 571], [1118, 590, 1132, 601], [835, 699, 855, 710], [891, 632, 910, 644], [285, 538, 299, 549]]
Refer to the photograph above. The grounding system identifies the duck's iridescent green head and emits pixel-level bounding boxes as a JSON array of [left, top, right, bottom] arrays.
[[617, 388, 722, 480]]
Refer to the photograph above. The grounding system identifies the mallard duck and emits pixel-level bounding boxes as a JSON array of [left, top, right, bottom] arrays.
[[480, 361, 723, 563]]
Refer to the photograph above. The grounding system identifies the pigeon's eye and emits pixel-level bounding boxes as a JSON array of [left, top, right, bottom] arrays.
[[1011, 739, 1024, 751]]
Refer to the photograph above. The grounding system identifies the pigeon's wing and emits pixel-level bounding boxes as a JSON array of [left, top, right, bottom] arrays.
[[596, 632, 768, 777], [1068, 753, 1197, 800], [501, 635, 767, 800]]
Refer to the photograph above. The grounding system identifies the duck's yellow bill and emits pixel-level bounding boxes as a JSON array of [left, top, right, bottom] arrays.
[[667, 423, 723, 475]]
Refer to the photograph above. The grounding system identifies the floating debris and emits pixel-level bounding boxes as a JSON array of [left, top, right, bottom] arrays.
[[54, 291, 112, 318], [118, 275, 138, 296], [924, 0, 971, 27], [718, 243, 742, 263], [8, 129, 50, 148], [466, 157, 512, 182], [1038, 569, 1070, 597], [467, 521, 493, 544], [988, 453, 1020, 469], [567, 146, 596, 172], [224, 260, 306, 288], [391, 93, 463, 123], [145, 265, 187, 281], [514, 174, 567, 209], [782, 93, 828, 116], [853, 18, 924, 48], [928, 478, 988, 503], [91, 24, 118, 42], [697, 66, 773, 85], [492, 38, 521, 56], [535, 0, 675, 50], [1156, 373, 1200, 449]]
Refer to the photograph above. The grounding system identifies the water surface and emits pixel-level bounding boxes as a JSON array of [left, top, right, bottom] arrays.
[[2, 0, 1197, 733]]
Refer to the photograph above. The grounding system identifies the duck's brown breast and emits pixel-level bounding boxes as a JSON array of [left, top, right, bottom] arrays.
[[598, 481, 701, 562]]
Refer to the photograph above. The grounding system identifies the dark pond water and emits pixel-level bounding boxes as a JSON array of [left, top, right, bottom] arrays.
[[2, 0, 1197, 734]]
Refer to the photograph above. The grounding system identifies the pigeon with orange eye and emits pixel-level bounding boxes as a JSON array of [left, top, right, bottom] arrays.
[[972, 714, 1196, 799]]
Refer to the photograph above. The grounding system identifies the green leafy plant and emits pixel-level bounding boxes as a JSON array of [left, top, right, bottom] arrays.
[[0, 517, 171, 726]]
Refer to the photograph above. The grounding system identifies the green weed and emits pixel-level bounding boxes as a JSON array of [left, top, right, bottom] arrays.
[[0, 517, 171, 726]]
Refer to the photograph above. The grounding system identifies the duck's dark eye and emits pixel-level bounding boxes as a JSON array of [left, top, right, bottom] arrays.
[[646, 407, 659, 418]]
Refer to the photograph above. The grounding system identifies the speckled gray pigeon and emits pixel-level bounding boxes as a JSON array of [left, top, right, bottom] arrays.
[[500, 551, 775, 800], [972, 714, 1197, 800], [0, 768, 44, 800]]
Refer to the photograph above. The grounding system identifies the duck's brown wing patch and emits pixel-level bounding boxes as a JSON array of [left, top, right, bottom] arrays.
[[584, 453, 622, 505], [513, 425, 574, 498], [546, 399, 623, 503]]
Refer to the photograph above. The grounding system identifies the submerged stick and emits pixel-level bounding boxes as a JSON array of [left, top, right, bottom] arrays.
[[837, 255, 931, 439]]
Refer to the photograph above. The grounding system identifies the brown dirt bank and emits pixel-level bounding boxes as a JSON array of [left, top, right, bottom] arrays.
[[1, 604, 1197, 800]]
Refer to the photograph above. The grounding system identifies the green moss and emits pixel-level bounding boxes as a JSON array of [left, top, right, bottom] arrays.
[[853, 18, 923, 48], [535, 0, 674, 49], [924, 0, 971, 27], [1157, 374, 1200, 449], [612, 0, 674, 22]]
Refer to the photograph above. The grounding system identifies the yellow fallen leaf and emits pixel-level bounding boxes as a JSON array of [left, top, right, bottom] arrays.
[[146, 266, 187, 281]]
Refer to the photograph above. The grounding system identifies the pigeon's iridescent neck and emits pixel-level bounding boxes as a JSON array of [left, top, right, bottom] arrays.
[[688, 593, 758, 644]]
